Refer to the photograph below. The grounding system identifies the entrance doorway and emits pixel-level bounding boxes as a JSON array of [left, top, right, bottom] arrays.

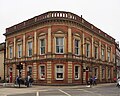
[[9, 67, 12, 83]]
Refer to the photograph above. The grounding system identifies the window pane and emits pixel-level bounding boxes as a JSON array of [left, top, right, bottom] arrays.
[[75, 66, 79, 79], [40, 66, 45, 79], [75, 39, 79, 55], [56, 37, 64, 53], [56, 65, 63, 79], [86, 43, 90, 57], [9, 46, 13, 58], [18, 44, 22, 57], [28, 42, 32, 56]]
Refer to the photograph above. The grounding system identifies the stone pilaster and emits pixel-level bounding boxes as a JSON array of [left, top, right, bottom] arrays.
[[68, 27, 72, 53], [14, 37, 16, 57], [5, 65, 7, 78], [6, 41, 8, 58], [47, 61, 52, 84], [22, 63, 26, 78], [68, 61, 72, 83], [99, 65, 102, 82], [82, 33, 85, 55], [111, 67, 114, 81], [33, 62, 37, 81], [12, 64, 16, 82], [34, 31, 37, 54], [48, 27, 51, 52], [23, 34, 25, 56], [92, 35, 94, 57], [83, 63, 86, 83], [106, 66, 108, 82], [99, 41, 101, 59], [105, 44, 107, 61], [111, 46, 112, 62]]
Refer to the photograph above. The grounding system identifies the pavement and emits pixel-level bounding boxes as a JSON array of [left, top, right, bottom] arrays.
[[0, 82, 115, 88]]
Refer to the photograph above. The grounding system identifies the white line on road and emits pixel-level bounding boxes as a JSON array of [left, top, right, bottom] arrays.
[[78, 89, 103, 96], [58, 89, 71, 96]]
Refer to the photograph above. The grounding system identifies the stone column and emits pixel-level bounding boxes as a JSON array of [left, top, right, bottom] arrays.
[[33, 62, 37, 81], [47, 61, 52, 84], [68, 61, 72, 83], [68, 27, 72, 53], [48, 27, 51, 53]]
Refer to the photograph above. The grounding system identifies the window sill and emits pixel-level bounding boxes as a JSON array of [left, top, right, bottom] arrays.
[[56, 78, 64, 80]]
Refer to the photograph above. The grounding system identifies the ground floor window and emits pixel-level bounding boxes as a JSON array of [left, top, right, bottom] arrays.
[[94, 67, 98, 78], [74, 65, 80, 80], [56, 65, 64, 80], [102, 67, 105, 79], [39, 65, 45, 80], [27, 66, 32, 76], [108, 68, 110, 79]]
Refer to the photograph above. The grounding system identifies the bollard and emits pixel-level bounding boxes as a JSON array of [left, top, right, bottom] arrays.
[[36, 91, 39, 96]]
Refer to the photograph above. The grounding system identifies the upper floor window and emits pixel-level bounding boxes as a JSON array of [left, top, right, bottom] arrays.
[[101, 49, 105, 61], [40, 39, 45, 55], [56, 37, 64, 53], [94, 46, 98, 59], [39, 65, 45, 80], [107, 51, 111, 62], [74, 65, 80, 79], [9, 46, 13, 59], [75, 39, 80, 55], [86, 43, 90, 57], [28, 41, 32, 57], [56, 65, 64, 80], [18, 44, 22, 58]]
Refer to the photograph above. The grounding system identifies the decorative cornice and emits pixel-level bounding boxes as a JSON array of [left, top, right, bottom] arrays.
[[4, 11, 115, 43]]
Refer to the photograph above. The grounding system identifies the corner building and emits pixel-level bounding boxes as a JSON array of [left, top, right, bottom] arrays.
[[4, 11, 116, 85]]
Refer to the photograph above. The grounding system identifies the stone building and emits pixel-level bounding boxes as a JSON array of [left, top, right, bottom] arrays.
[[4, 11, 116, 85], [0, 43, 5, 80], [116, 43, 120, 78]]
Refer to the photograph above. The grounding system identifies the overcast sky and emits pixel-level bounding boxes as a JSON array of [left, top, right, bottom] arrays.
[[0, 0, 120, 44]]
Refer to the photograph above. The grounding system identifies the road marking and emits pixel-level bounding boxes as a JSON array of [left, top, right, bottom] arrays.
[[78, 89, 103, 96], [58, 89, 71, 96]]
